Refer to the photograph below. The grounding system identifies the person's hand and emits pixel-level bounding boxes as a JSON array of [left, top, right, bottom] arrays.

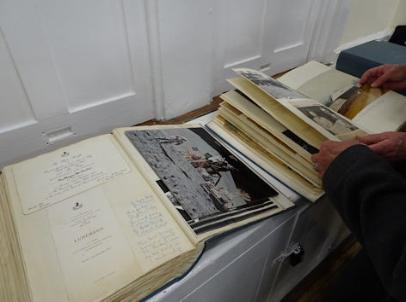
[[359, 64, 406, 90], [358, 131, 406, 161], [311, 140, 361, 177]]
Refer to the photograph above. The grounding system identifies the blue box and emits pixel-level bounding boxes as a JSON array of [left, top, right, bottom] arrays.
[[337, 40, 406, 95], [336, 40, 406, 77]]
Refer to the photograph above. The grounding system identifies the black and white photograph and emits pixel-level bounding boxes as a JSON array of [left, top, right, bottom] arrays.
[[329, 85, 362, 113], [125, 127, 279, 233], [329, 84, 383, 119], [298, 105, 359, 136], [238, 69, 305, 99]]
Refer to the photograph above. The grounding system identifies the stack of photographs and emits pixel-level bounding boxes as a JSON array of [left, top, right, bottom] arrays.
[[208, 68, 367, 201]]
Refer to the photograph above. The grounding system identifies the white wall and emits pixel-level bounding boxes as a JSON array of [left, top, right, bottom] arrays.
[[156, 0, 347, 118], [340, 0, 399, 46], [392, 0, 406, 27]]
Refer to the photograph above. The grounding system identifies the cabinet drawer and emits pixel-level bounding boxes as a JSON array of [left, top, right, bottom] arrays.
[[268, 198, 349, 301]]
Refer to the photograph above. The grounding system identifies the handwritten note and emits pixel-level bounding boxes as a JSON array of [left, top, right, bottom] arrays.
[[127, 195, 184, 264], [12, 136, 130, 214]]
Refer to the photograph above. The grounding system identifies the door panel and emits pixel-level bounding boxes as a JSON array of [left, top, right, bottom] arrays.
[[214, 0, 322, 95], [0, 0, 153, 167], [157, 0, 217, 118], [223, 0, 266, 67], [0, 34, 37, 130], [38, 0, 135, 111], [263, 0, 319, 74]]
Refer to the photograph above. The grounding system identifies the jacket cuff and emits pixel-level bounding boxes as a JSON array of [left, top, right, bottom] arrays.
[[323, 144, 375, 189]]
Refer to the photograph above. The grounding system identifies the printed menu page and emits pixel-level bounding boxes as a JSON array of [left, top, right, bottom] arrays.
[[47, 187, 139, 302], [11, 135, 130, 214]]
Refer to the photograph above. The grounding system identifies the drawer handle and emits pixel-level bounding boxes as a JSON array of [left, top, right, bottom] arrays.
[[273, 242, 305, 266]]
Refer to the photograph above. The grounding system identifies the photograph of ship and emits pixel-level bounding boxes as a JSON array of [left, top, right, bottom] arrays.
[[125, 127, 279, 233]]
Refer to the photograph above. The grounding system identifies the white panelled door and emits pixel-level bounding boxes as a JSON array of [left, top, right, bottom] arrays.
[[153, 0, 330, 118], [262, 0, 320, 74], [215, 0, 332, 90], [0, 0, 153, 167]]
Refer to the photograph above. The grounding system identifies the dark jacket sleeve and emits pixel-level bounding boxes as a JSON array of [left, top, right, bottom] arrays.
[[323, 144, 406, 301]]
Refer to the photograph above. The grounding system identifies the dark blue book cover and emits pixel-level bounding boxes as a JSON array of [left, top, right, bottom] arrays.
[[337, 40, 406, 94]]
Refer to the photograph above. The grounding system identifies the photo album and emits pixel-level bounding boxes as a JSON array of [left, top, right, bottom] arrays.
[[208, 62, 406, 201], [1, 61, 405, 302], [0, 124, 293, 302]]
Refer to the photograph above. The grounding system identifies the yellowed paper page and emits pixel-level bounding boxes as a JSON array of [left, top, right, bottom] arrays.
[[278, 61, 331, 90], [220, 90, 315, 162], [109, 183, 194, 272], [228, 77, 327, 148], [352, 91, 406, 133], [297, 69, 358, 105], [279, 98, 366, 141], [2, 135, 196, 302], [208, 119, 323, 202], [218, 104, 321, 187], [11, 135, 130, 214], [231, 68, 365, 141], [47, 187, 139, 302]]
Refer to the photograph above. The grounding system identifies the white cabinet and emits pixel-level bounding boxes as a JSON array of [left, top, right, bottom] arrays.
[[267, 198, 349, 301], [146, 209, 298, 302], [146, 199, 349, 302]]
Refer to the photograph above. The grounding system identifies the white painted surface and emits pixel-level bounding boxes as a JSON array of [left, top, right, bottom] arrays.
[[146, 208, 299, 302], [0, 0, 153, 167], [145, 198, 349, 302], [0, 34, 37, 131], [392, 0, 406, 27], [335, 29, 393, 55], [222, 0, 265, 67], [261, 0, 320, 74], [214, 0, 344, 89], [340, 0, 399, 45], [157, 0, 217, 118], [307, 0, 351, 63], [268, 197, 349, 301]]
